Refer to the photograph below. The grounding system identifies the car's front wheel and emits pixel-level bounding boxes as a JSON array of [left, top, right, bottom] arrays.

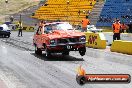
[[35, 45, 42, 55], [79, 47, 86, 56], [43, 44, 51, 57]]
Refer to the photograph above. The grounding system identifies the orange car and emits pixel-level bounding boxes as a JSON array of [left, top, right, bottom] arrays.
[[33, 22, 86, 57]]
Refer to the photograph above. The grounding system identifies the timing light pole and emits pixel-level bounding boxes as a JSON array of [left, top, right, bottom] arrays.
[[5, 0, 8, 3], [5, 0, 8, 22], [66, 0, 69, 21]]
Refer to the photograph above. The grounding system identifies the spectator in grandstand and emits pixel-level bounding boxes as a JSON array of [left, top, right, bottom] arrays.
[[121, 23, 129, 33], [98, 16, 113, 22], [96, 0, 99, 2], [78, 10, 81, 15], [90, 2, 92, 6], [112, 19, 121, 41], [82, 16, 90, 32]]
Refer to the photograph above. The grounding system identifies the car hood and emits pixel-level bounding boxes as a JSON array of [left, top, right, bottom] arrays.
[[87, 25, 102, 31], [46, 30, 85, 39], [0, 24, 10, 31]]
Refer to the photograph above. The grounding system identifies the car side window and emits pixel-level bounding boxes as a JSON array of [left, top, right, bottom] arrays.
[[36, 26, 42, 35], [44, 25, 52, 34], [0, 27, 3, 30]]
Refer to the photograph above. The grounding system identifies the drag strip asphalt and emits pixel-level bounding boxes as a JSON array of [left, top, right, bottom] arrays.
[[0, 31, 132, 88]]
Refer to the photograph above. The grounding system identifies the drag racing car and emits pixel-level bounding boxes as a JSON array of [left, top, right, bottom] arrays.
[[0, 24, 11, 38], [33, 22, 86, 57], [87, 25, 102, 33]]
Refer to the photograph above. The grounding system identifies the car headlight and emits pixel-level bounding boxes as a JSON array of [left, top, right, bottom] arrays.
[[50, 39, 56, 45], [80, 36, 86, 42]]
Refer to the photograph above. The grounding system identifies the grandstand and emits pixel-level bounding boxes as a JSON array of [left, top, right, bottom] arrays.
[[96, 0, 132, 27], [32, 0, 96, 25]]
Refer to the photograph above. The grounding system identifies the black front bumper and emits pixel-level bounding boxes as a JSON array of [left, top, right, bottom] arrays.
[[47, 42, 86, 52], [0, 31, 11, 35]]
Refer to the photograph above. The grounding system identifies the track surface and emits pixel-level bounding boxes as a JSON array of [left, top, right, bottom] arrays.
[[0, 31, 132, 88]]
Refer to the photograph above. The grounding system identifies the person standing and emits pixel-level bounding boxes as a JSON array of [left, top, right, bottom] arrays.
[[112, 19, 121, 41], [18, 21, 23, 37], [121, 23, 128, 33], [34, 24, 38, 35], [82, 16, 90, 32], [127, 21, 132, 33]]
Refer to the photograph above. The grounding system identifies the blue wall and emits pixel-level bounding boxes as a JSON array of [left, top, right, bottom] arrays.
[[96, 0, 132, 27]]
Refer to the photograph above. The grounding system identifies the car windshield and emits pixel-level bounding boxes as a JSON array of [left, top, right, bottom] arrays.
[[56, 23, 73, 30], [44, 23, 73, 33]]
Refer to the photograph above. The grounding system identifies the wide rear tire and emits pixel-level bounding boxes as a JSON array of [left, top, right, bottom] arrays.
[[35, 45, 42, 55]]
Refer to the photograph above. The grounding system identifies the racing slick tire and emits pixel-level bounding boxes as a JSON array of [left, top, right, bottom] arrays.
[[62, 51, 69, 55], [79, 47, 86, 56], [35, 45, 42, 55]]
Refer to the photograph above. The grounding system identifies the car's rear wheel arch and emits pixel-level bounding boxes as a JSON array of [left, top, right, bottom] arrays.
[[43, 43, 46, 49]]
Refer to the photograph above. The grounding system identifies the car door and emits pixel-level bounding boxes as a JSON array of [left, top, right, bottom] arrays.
[[35, 26, 43, 48], [41, 25, 50, 45]]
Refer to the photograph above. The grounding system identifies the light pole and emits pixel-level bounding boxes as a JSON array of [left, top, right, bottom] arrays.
[[20, 14, 22, 23], [5, 0, 8, 3], [5, 0, 8, 22], [66, 0, 69, 21], [78, 10, 81, 24]]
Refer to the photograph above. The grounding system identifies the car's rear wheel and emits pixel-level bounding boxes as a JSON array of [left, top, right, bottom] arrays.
[[79, 47, 86, 56], [35, 45, 42, 55]]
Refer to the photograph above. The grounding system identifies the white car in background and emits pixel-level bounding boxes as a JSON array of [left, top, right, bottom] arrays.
[[0, 24, 11, 38], [87, 25, 103, 33]]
